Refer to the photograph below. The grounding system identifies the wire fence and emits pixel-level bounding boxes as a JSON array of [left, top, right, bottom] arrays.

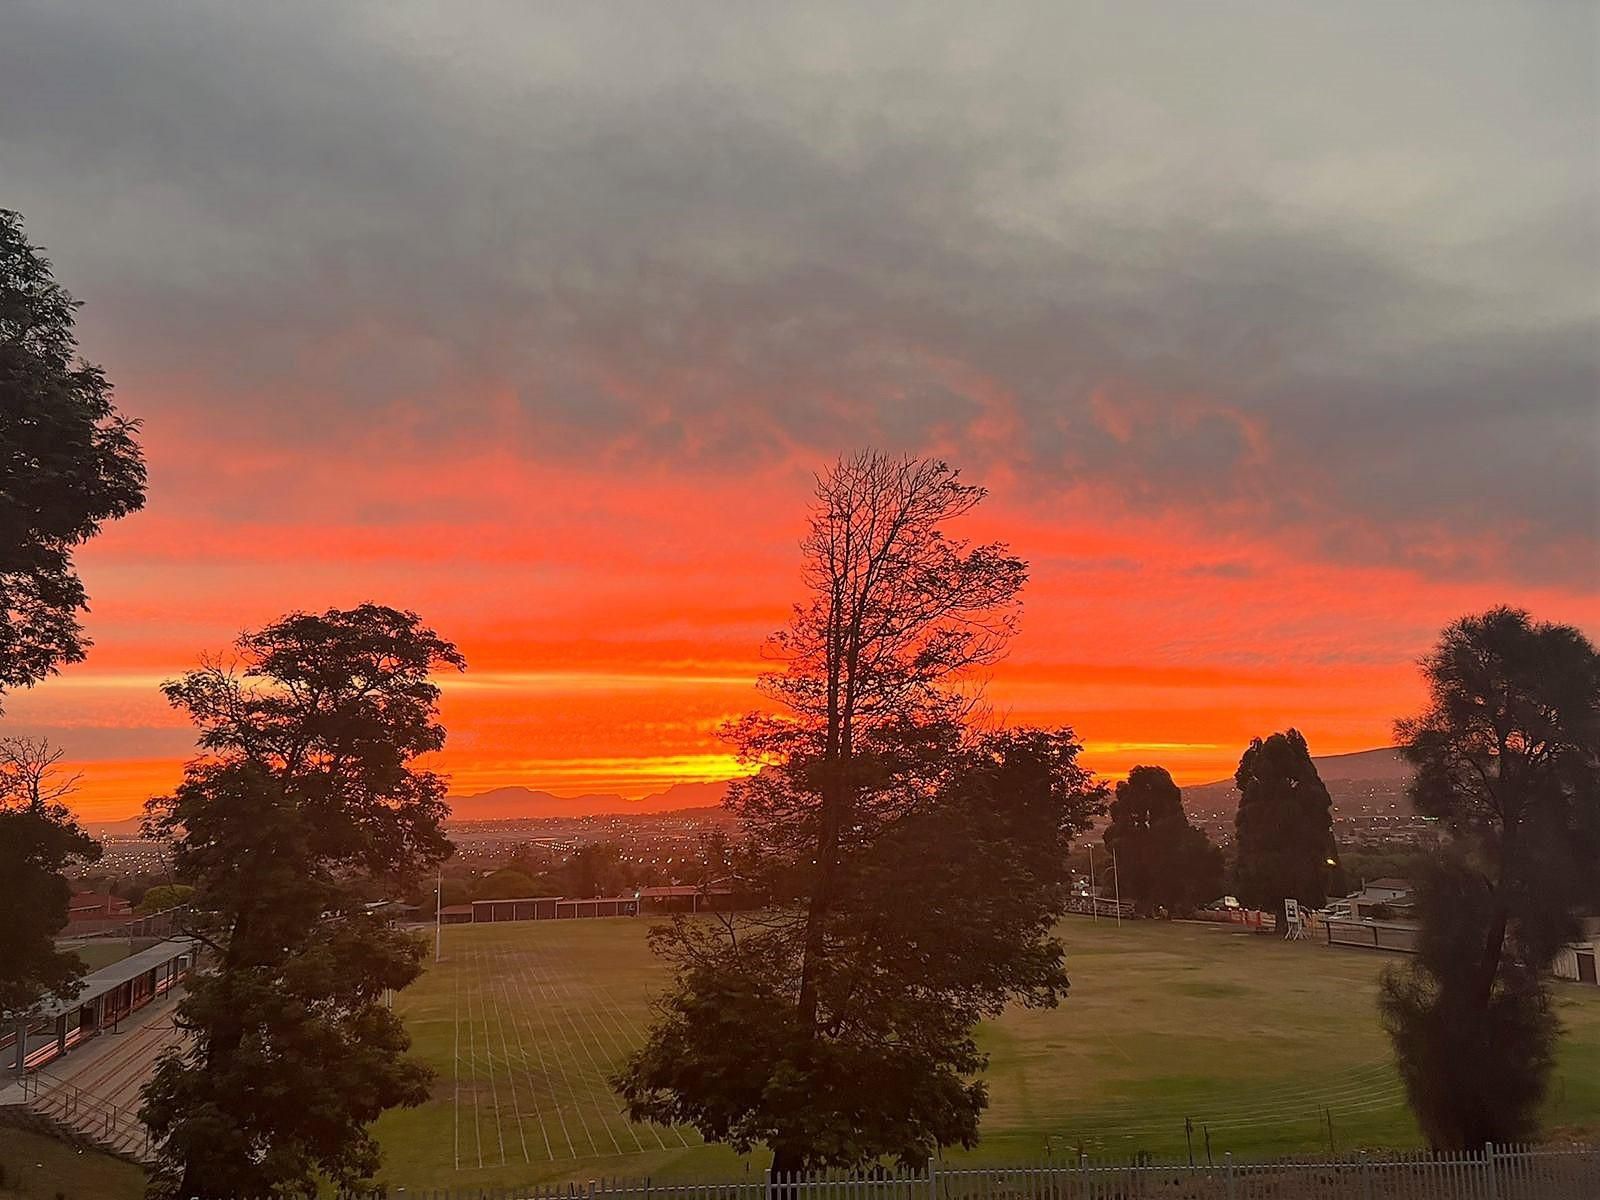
[[361, 1144, 1598, 1200]]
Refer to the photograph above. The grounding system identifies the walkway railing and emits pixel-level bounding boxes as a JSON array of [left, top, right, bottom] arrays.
[[18, 1066, 156, 1161]]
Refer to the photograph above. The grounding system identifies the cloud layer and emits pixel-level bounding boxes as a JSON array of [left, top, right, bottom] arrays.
[[1, 2, 1596, 815]]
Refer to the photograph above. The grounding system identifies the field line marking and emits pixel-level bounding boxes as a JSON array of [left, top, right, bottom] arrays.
[[550, 960, 681, 1150], [484, 950, 531, 1165], [504, 942, 605, 1157], [501, 963, 578, 1157], [476, 943, 508, 1166], [528, 943, 694, 1150], [510, 943, 628, 1155], [465, 940, 482, 1169], [452, 952, 461, 1171], [515, 943, 648, 1154], [493, 973, 556, 1160]]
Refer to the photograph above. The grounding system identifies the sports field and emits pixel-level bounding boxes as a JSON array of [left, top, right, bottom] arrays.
[[371, 916, 1600, 1188]]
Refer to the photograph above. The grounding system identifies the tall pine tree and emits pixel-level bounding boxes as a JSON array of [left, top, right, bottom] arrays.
[[1379, 608, 1599, 1147], [1232, 729, 1338, 932], [1103, 765, 1224, 917]]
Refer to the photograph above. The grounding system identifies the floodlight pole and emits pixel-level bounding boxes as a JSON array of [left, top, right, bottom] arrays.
[[1088, 844, 1098, 922], [1112, 848, 1122, 927], [435, 869, 443, 962]]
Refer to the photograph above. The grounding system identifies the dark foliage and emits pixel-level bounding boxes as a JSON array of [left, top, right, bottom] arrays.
[[0, 210, 145, 702], [1379, 607, 1599, 1148], [1102, 765, 1224, 917], [1379, 857, 1560, 1148], [141, 605, 463, 1197], [616, 727, 1103, 1168], [0, 738, 100, 1016], [616, 454, 1104, 1171], [1232, 729, 1338, 929]]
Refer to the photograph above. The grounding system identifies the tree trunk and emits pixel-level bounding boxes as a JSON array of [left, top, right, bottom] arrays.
[[793, 768, 843, 1034], [1473, 903, 1509, 1009]]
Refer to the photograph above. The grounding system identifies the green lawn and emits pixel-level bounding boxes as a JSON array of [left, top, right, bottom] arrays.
[[0, 1127, 144, 1200], [371, 916, 1600, 1188], [61, 940, 136, 972]]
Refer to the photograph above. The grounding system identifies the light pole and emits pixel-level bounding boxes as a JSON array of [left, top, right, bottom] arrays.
[[435, 869, 443, 963], [1111, 847, 1122, 928], [1087, 843, 1098, 921]]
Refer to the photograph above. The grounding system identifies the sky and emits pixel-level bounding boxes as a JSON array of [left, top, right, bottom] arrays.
[[2, 1, 1596, 821]]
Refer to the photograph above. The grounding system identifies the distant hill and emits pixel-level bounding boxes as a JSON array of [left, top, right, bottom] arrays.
[[1301, 746, 1409, 782], [84, 815, 149, 838], [446, 779, 733, 822], [1183, 746, 1411, 818]]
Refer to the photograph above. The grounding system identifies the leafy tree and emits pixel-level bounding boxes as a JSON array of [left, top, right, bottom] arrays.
[[615, 452, 1104, 1171], [135, 883, 195, 916], [1103, 766, 1224, 916], [1232, 729, 1338, 932], [619, 727, 1101, 1169], [475, 867, 540, 900], [1379, 607, 1599, 1147], [140, 605, 463, 1197], [561, 841, 631, 896], [0, 210, 145, 701], [0, 738, 100, 1016]]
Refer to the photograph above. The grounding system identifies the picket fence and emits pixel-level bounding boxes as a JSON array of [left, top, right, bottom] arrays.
[[369, 1145, 1598, 1200]]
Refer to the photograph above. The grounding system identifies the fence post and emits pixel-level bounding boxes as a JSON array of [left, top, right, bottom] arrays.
[[1483, 1142, 1498, 1200], [927, 1159, 937, 1200], [1358, 1150, 1372, 1200], [1223, 1152, 1235, 1200]]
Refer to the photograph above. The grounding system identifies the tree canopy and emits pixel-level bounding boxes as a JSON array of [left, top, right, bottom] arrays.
[[0, 209, 145, 702], [1380, 607, 1600, 1148], [1103, 765, 1224, 917], [1231, 729, 1338, 930], [0, 737, 100, 1017], [141, 604, 463, 1197], [615, 453, 1104, 1172]]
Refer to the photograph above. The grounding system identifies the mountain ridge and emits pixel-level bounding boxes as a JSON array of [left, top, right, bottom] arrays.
[[444, 778, 733, 821]]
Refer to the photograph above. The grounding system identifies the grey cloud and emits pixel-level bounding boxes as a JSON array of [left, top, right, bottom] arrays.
[[2, 0, 1595, 581]]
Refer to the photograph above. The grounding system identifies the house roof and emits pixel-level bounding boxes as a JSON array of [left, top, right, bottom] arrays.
[[557, 896, 637, 905], [439, 904, 474, 915], [469, 896, 562, 905]]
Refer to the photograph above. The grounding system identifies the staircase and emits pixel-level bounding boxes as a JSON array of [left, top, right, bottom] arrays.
[[19, 1067, 159, 1163]]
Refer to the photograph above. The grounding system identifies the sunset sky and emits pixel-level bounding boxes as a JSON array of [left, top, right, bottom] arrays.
[[2, 3, 1596, 821]]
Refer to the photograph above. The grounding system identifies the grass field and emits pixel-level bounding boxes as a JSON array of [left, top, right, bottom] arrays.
[[371, 916, 1600, 1189], [0, 1126, 144, 1200]]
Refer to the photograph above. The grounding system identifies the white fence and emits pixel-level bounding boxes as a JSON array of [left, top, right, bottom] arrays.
[[1063, 895, 1135, 920], [372, 1145, 1598, 1200], [1324, 919, 1420, 954]]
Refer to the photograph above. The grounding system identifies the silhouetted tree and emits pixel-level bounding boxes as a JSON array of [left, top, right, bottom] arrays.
[[0, 210, 145, 702], [0, 212, 140, 1044], [1232, 730, 1338, 932], [1103, 766, 1224, 916], [141, 605, 463, 1198], [615, 452, 1104, 1171], [561, 841, 630, 896], [1379, 607, 1599, 1148], [618, 727, 1100, 1168], [134, 883, 194, 916], [0, 738, 100, 1017]]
